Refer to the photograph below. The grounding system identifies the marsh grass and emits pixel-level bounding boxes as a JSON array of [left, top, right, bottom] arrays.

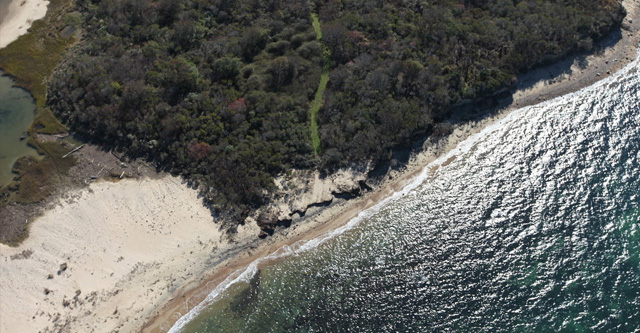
[[0, 0, 76, 134], [0, 0, 78, 220], [10, 140, 76, 203]]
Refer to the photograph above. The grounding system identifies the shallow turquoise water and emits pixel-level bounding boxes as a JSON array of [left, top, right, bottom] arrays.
[[176, 54, 640, 332], [0, 71, 38, 186]]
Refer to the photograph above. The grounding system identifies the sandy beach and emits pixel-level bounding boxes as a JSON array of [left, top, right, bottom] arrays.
[[0, 0, 49, 49], [0, 1, 638, 332], [0, 177, 260, 332]]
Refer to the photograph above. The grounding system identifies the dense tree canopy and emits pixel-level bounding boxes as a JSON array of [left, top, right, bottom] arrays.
[[48, 0, 625, 225], [316, 0, 624, 162]]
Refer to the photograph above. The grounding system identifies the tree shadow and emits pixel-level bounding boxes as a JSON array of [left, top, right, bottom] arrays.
[[516, 28, 622, 93]]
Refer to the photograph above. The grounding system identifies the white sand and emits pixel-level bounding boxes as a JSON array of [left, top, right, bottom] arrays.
[[0, 176, 259, 332], [0, 0, 49, 49], [1, 1, 638, 332]]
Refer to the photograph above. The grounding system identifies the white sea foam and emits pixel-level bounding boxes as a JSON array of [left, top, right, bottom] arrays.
[[169, 46, 640, 333], [168, 107, 525, 332]]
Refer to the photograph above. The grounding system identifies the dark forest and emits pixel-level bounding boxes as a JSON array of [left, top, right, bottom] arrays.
[[48, 0, 625, 224]]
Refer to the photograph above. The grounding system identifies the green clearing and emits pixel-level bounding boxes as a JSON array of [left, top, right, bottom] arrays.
[[311, 13, 322, 39], [310, 14, 330, 155]]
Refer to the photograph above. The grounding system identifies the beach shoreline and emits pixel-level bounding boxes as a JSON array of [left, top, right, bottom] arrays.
[[0, 1, 637, 332], [145, 2, 640, 331], [0, 0, 49, 49], [0, 176, 262, 333]]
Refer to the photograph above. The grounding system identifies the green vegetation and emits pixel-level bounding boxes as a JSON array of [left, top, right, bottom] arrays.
[[0, 23, 69, 133], [46, 0, 625, 226], [312, 13, 322, 40], [0, 0, 77, 133], [0, 138, 78, 245], [316, 0, 624, 164], [0, 0, 80, 212], [309, 14, 330, 155], [9, 142, 77, 203], [50, 0, 321, 224], [310, 72, 329, 155], [0, 137, 78, 208]]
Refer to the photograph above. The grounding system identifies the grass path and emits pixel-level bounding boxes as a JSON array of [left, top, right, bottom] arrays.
[[310, 14, 330, 155]]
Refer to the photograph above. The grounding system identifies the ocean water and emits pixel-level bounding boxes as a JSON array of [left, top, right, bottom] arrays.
[[174, 52, 640, 332], [0, 70, 38, 186]]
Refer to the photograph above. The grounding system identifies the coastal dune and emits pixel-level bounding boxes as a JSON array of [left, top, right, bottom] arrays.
[[0, 177, 259, 332], [0, 0, 49, 48]]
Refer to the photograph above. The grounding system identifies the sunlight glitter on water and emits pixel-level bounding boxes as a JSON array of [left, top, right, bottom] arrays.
[[176, 52, 640, 333]]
